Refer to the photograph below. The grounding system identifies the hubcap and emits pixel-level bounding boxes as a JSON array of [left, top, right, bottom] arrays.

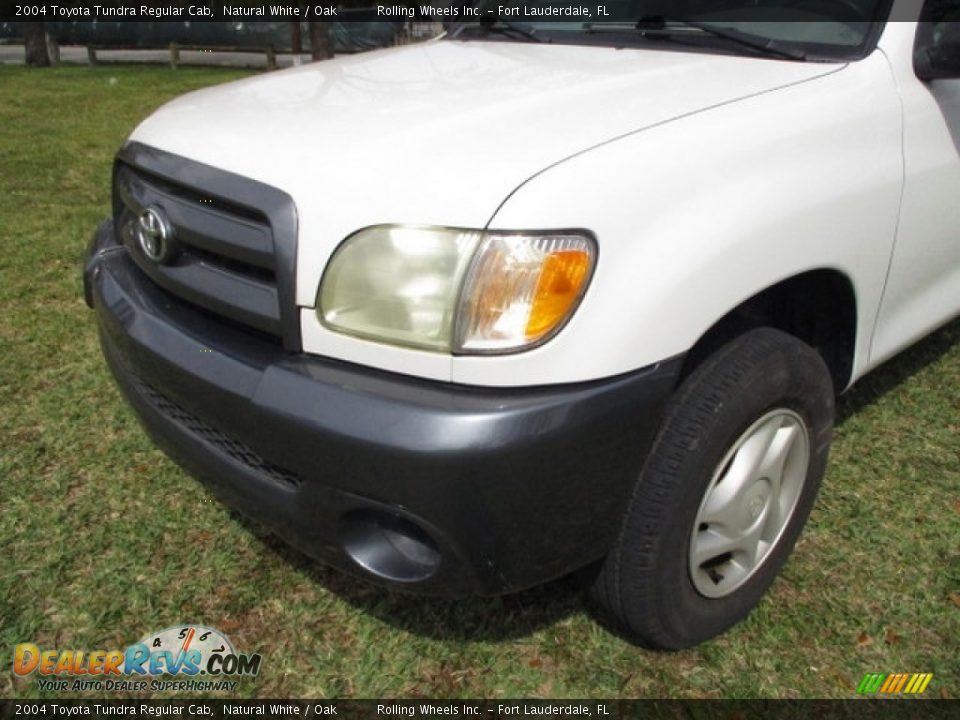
[[688, 408, 810, 599]]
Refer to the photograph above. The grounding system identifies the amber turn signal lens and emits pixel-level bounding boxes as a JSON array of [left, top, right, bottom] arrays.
[[525, 250, 592, 341], [456, 233, 596, 353]]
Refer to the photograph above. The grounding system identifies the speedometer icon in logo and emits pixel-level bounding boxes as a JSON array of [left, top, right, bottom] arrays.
[[137, 206, 174, 263], [140, 625, 235, 659], [132, 625, 236, 676], [130, 624, 262, 677]]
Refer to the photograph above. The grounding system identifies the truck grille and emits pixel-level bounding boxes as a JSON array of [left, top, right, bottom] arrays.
[[112, 142, 300, 349]]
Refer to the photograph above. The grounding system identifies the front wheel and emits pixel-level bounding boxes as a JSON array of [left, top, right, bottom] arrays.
[[591, 328, 835, 649]]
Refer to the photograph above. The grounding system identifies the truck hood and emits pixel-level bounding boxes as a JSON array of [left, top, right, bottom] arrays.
[[130, 39, 842, 305]]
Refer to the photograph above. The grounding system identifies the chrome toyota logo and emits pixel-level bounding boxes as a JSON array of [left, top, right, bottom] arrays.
[[137, 207, 173, 262]]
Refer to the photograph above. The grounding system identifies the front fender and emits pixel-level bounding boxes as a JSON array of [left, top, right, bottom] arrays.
[[452, 52, 903, 387]]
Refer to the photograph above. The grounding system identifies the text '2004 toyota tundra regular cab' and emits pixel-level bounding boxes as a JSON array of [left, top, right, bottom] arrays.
[[84, 5, 960, 648]]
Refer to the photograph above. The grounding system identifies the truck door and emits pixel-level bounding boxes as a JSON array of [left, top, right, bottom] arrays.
[[872, 4, 960, 365]]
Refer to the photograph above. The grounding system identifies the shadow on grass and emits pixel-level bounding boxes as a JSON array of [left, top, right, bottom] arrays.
[[835, 316, 959, 426], [238, 524, 589, 642], [236, 317, 958, 643]]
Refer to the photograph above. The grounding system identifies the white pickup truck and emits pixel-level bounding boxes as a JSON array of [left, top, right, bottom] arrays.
[[84, 4, 960, 648]]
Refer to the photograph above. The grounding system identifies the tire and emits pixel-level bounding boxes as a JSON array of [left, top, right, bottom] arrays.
[[591, 327, 835, 649]]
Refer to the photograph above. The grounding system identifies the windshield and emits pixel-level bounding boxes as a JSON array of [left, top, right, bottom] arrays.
[[448, 0, 894, 61]]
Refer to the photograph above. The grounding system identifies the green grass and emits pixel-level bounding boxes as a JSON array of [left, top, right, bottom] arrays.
[[1, 64, 958, 700]]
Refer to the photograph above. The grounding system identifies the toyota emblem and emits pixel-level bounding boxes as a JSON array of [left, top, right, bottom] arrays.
[[137, 207, 173, 263]]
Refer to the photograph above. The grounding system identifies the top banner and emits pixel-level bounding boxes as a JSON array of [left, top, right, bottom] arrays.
[[0, 0, 922, 23]]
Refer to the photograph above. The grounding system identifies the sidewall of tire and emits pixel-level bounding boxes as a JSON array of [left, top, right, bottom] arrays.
[[608, 329, 834, 649]]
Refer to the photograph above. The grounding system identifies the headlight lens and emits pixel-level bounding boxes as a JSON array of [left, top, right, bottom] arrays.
[[318, 225, 595, 354]]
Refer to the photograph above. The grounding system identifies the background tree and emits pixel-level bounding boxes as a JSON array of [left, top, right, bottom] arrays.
[[308, 22, 332, 61], [290, 21, 302, 54], [23, 22, 50, 67]]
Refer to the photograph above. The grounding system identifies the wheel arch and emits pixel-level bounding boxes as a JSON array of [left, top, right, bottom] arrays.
[[678, 268, 858, 393]]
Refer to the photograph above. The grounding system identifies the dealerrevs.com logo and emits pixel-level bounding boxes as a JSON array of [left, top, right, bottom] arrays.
[[13, 625, 261, 693]]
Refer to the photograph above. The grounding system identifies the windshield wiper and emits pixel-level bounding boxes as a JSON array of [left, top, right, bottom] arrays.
[[583, 16, 806, 61], [450, 20, 546, 43]]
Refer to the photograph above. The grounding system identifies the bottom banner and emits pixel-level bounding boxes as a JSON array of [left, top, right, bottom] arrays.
[[1, 700, 958, 720]]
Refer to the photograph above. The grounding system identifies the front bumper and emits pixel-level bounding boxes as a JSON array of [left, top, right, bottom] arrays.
[[85, 218, 682, 595]]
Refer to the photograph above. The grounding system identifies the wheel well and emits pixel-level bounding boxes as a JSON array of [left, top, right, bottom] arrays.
[[679, 270, 857, 393]]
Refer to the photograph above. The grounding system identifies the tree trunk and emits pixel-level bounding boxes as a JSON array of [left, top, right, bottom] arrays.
[[308, 22, 332, 61], [23, 23, 50, 67], [290, 21, 302, 54]]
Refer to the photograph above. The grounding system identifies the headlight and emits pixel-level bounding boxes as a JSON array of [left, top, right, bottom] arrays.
[[318, 225, 596, 354]]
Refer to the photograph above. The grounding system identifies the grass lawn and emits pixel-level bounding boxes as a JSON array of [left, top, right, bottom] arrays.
[[0, 63, 958, 700]]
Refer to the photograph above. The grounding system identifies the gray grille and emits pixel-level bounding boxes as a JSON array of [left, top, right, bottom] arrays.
[[114, 165, 284, 339], [112, 143, 300, 350]]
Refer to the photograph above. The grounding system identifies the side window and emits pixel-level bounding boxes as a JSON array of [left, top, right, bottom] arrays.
[[915, 0, 960, 79]]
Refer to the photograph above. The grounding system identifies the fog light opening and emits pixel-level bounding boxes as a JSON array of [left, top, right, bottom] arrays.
[[339, 510, 441, 583]]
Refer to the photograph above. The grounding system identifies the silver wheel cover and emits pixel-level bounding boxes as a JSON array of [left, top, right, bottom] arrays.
[[688, 408, 810, 599]]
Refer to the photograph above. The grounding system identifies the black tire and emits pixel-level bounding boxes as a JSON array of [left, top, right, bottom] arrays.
[[591, 327, 835, 649]]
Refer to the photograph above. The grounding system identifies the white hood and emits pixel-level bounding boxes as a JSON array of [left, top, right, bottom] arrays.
[[129, 38, 841, 305]]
